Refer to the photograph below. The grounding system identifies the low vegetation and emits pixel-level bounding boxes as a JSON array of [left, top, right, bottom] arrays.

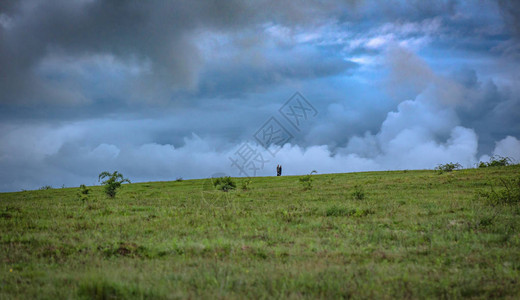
[[435, 162, 462, 174], [478, 155, 514, 168], [241, 178, 253, 191], [212, 176, 236, 192], [478, 176, 520, 206], [77, 184, 90, 203], [299, 170, 317, 190], [351, 185, 366, 200], [98, 171, 130, 198], [1, 165, 520, 298]]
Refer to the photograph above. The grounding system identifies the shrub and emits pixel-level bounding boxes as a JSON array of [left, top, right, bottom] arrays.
[[78, 184, 90, 203], [175, 177, 183, 182], [299, 175, 312, 190], [351, 185, 365, 200], [435, 162, 462, 174], [79, 184, 90, 194], [241, 179, 253, 191], [39, 185, 53, 190], [98, 171, 130, 198], [478, 176, 520, 205], [299, 170, 317, 191], [478, 156, 514, 168], [212, 176, 236, 192]]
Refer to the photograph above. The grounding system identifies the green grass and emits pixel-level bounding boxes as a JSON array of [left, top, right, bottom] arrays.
[[1, 166, 520, 299]]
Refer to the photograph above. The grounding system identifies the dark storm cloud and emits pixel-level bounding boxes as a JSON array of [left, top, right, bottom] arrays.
[[0, 0, 352, 105], [0, 0, 508, 108], [197, 49, 357, 98], [1, 0, 207, 104], [455, 74, 520, 155], [499, 0, 520, 38]]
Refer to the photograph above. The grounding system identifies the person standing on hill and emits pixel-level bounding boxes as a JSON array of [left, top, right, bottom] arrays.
[[279, 165, 282, 176], [276, 165, 280, 176]]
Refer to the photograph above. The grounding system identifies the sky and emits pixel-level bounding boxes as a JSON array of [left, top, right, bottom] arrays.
[[1, 0, 519, 192]]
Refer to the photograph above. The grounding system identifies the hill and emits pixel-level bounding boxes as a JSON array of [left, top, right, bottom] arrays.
[[1, 166, 520, 298]]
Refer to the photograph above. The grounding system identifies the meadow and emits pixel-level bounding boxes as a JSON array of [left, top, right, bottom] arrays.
[[1, 165, 519, 299]]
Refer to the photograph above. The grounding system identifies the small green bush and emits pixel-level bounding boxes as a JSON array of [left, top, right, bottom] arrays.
[[77, 184, 90, 203], [299, 175, 312, 190], [39, 185, 53, 190], [212, 176, 236, 192], [241, 179, 253, 191], [478, 156, 514, 168], [98, 171, 130, 198], [435, 162, 462, 174], [478, 176, 520, 205], [299, 170, 317, 191], [175, 177, 183, 182], [351, 185, 365, 200], [79, 184, 90, 194]]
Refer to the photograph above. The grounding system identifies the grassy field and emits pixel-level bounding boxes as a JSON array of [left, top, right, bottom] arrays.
[[1, 165, 520, 299]]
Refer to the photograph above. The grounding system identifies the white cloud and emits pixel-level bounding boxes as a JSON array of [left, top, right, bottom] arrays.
[[493, 136, 520, 162]]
